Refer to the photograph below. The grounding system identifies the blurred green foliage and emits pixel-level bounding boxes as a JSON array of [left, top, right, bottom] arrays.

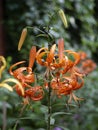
[[0, 0, 98, 130]]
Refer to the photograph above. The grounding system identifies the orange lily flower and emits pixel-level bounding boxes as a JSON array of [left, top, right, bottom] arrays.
[[81, 59, 96, 75], [36, 38, 80, 74], [51, 74, 84, 103], [9, 46, 36, 96], [76, 51, 96, 76]]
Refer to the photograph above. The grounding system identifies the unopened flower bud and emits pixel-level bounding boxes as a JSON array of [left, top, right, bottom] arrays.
[[18, 28, 27, 51], [59, 9, 68, 28]]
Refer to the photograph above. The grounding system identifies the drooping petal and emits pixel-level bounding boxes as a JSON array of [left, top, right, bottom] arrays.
[[9, 61, 26, 75], [36, 47, 48, 57], [65, 50, 80, 65], [36, 51, 48, 66]]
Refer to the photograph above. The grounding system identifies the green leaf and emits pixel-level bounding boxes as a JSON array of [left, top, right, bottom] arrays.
[[51, 112, 71, 118], [36, 34, 48, 38]]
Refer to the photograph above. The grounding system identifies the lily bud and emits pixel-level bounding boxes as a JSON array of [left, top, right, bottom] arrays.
[[59, 9, 68, 28], [18, 28, 27, 51]]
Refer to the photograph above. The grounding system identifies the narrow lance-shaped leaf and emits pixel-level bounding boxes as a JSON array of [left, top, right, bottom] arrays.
[[51, 111, 71, 118]]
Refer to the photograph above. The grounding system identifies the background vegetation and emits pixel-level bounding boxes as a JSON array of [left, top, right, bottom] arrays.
[[0, 0, 98, 130]]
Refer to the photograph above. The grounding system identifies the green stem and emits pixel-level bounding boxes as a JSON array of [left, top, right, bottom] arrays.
[[47, 70, 52, 130], [47, 39, 52, 130]]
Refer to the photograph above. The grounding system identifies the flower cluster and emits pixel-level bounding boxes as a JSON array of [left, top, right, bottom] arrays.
[[9, 38, 96, 104]]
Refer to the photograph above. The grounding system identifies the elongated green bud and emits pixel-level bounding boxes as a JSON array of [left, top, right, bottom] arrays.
[[18, 28, 27, 51], [58, 9, 68, 28]]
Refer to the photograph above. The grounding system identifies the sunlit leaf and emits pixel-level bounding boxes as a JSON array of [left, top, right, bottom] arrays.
[[2, 78, 24, 95], [0, 56, 6, 78], [0, 83, 13, 91]]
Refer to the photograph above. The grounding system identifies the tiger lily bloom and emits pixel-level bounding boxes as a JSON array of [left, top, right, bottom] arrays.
[[9, 46, 36, 96], [36, 39, 68, 71], [81, 59, 96, 75], [51, 39, 80, 76], [74, 51, 97, 76], [51, 74, 84, 103], [36, 38, 81, 73]]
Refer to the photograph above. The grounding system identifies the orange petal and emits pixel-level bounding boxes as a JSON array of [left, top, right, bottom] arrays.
[[9, 61, 26, 75], [36, 47, 48, 57], [66, 50, 80, 65], [46, 44, 56, 64], [36, 52, 48, 66]]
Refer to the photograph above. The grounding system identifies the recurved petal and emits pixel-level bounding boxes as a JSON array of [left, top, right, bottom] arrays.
[[65, 50, 80, 65], [36, 52, 48, 66], [36, 47, 48, 57], [9, 61, 26, 75]]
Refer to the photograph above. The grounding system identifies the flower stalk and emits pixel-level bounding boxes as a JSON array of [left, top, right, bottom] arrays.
[[47, 70, 52, 130]]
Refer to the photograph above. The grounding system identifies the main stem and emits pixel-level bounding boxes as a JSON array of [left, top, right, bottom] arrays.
[[47, 76, 51, 130], [47, 42, 52, 130]]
